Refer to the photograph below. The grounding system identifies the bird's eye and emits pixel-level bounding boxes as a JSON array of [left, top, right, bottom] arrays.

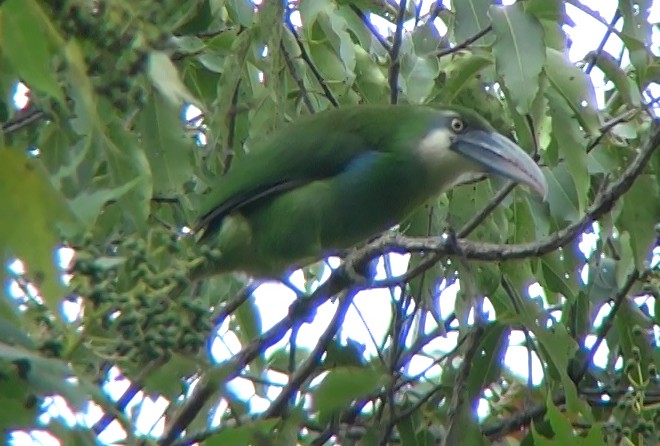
[[451, 118, 464, 133]]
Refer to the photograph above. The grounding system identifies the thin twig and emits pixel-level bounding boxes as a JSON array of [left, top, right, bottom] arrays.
[[350, 5, 392, 52], [222, 79, 242, 174], [584, 9, 621, 74], [436, 25, 492, 58], [388, 0, 407, 104], [2, 106, 46, 133], [285, 20, 339, 108], [263, 291, 355, 418], [280, 40, 315, 114]]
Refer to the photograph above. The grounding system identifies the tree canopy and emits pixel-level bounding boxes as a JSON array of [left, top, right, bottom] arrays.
[[1, 0, 659, 445]]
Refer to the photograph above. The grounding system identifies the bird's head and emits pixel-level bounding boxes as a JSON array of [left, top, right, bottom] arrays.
[[416, 106, 548, 199]]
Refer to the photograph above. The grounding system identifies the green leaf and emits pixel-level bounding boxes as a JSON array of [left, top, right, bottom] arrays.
[[617, 175, 660, 268], [584, 257, 618, 306], [1, 0, 65, 104], [412, 22, 441, 56], [400, 53, 440, 103], [547, 91, 589, 215], [103, 124, 153, 229], [490, 4, 545, 114], [436, 52, 494, 104], [323, 339, 366, 368], [148, 51, 202, 107], [544, 48, 601, 135], [0, 372, 37, 430], [465, 323, 510, 401], [226, 0, 256, 26], [540, 250, 578, 304], [448, 180, 506, 242], [524, 0, 566, 22], [0, 343, 87, 411], [526, 319, 590, 417], [206, 419, 279, 446], [404, 203, 448, 318], [313, 367, 387, 418], [299, 0, 332, 27], [354, 45, 388, 103], [0, 147, 72, 311], [309, 43, 348, 83], [139, 94, 194, 196], [0, 313, 35, 351], [453, 0, 494, 45], [545, 163, 580, 225], [587, 51, 642, 107], [525, 0, 570, 50], [619, 0, 652, 76], [615, 298, 656, 383], [67, 180, 142, 229], [316, 7, 357, 78], [143, 353, 199, 399], [533, 397, 604, 445]]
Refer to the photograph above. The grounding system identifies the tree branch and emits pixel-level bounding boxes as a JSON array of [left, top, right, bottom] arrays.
[[359, 121, 659, 277], [159, 272, 354, 445]]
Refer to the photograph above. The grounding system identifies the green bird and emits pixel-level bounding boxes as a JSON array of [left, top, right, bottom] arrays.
[[191, 104, 547, 280]]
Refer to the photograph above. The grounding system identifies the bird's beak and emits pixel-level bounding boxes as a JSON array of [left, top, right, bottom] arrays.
[[452, 130, 548, 199]]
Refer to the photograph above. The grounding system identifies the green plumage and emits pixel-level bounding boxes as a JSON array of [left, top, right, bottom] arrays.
[[191, 104, 546, 279]]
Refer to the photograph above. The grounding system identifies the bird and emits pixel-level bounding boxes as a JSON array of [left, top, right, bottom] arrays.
[[190, 104, 547, 280]]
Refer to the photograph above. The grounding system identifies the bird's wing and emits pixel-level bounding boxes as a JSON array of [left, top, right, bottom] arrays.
[[195, 107, 398, 239], [195, 178, 307, 239]]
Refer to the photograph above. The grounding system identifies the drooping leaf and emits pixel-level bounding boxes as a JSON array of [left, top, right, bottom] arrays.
[[547, 91, 589, 215], [139, 93, 195, 196], [102, 123, 153, 229], [67, 179, 142, 229], [313, 366, 387, 420], [545, 163, 581, 225], [205, 419, 279, 446], [1, 0, 65, 104], [617, 175, 660, 269], [587, 51, 643, 107], [436, 52, 494, 104], [490, 4, 545, 114], [544, 48, 601, 135], [533, 397, 604, 445], [0, 147, 73, 311], [619, 0, 652, 76], [452, 0, 495, 45], [148, 51, 202, 107]]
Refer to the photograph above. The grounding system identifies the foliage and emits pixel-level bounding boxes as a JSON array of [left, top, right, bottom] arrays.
[[0, 0, 659, 445]]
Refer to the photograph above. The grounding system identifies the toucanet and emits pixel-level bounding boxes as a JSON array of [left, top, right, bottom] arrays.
[[191, 104, 547, 279]]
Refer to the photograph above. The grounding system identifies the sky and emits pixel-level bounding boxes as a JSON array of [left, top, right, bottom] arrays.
[[9, 0, 660, 444]]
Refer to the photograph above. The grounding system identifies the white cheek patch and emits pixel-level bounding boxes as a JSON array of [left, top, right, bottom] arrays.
[[417, 128, 454, 167], [416, 127, 487, 194]]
